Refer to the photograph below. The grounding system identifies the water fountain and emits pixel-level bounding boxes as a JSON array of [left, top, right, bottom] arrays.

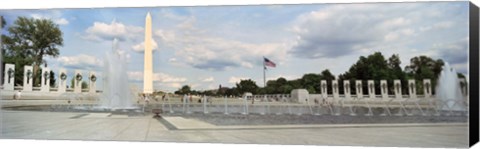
[[306, 99, 314, 115], [261, 95, 267, 115], [224, 96, 229, 115], [286, 98, 293, 115], [99, 38, 135, 110], [203, 95, 208, 114], [242, 96, 249, 115], [436, 62, 467, 112], [167, 95, 174, 113], [185, 95, 192, 114], [275, 96, 287, 115], [182, 95, 187, 113]]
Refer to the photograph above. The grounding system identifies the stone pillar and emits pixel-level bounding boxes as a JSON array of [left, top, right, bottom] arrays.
[[320, 80, 327, 98], [408, 79, 416, 99], [3, 64, 15, 91], [355, 80, 363, 98], [74, 70, 82, 93], [58, 69, 67, 93], [332, 80, 339, 99], [380, 80, 388, 99], [40, 67, 50, 92], [23, 65, 33, 92], [367, 80, 375, 99], [394, 80, 402, 99], [423, 79, 431, 98], [343, 80, 351, 99], [89, 71, 97, 93]]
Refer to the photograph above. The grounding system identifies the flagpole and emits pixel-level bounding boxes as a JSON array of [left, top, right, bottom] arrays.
[[263, 57, 266, 88]]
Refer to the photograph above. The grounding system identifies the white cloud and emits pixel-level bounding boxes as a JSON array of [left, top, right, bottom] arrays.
[[201, 77, 214, 82], [155, 29, 176, 44], [131, 39, 159, 53], [83, 21, 143, 41], [289, 3, 466, 59], [177, 16, 197, 30], [30, 14, 43, 19], [165, 83, 182, 89], [30, 13, 69, 25], [419, 21, 454, 32], [266, 75, 297, 81], [168, 58, 177, 63], [57, 54, 102, 69], [55, 18, 69, 25], [156, 16, 288, 71], [430, 38, 468, 74], [154, 73, 187, 83], [128, 71, 187, 83], [127, 71, 143, 81], [228, 76, 248, 84], [158, 9, 190, 22]]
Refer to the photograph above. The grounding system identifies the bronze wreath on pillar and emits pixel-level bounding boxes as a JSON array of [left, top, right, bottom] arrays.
[[60, 72, 67, 81], [90, 74, 96, 82], [76, 73, 82, 85]]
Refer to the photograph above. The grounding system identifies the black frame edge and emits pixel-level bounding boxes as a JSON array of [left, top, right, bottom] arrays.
[[469, 1, 479, 147]]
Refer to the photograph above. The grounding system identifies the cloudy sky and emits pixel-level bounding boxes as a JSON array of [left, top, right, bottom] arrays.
[[0, 2, 469, 92]]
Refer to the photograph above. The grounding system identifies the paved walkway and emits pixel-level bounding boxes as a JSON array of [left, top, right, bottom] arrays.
[[0, 110, 469, 148]]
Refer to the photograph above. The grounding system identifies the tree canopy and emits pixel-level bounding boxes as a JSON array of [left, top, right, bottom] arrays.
[[236, 79, 259, 94], [174, 85, 192, 95], [1, 16, 63, 86], [1, 16, 6, 29]]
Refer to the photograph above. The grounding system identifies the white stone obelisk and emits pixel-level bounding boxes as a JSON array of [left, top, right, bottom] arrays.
[[143, 12, 153, 94]]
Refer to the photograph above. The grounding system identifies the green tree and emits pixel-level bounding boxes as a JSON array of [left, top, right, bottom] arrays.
[[275, 77, 291, 94], [217, 84, 226, 96], [1, 48, 34, 86], [263, 77, 290, 94], [1, 16, 6, 29], [256, 87, 266, 95], [225, 87, 239, 97], [174, 85, 191, 95], [287, 79, 302, 90], [265, 80, 277, 94], [279, 84, 293, 94], [236, 79, 259, 94], [405, 56, 444, 94], [301, 73, 321, 94], [339, 52, 400, 94], [2, 17, 63, 86], [70, 77, 76, 89], [320, 69, 336, 94], [386, 54, 406, 94], [49, 70, 56, 87], [81, 81, 88, 89], [1, 17, 35, 86], [31, 68, 43, 87], [69, 76, 85, 89]]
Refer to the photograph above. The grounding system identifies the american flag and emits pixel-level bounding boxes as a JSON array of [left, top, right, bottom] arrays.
[[264, 57, 276, 68]]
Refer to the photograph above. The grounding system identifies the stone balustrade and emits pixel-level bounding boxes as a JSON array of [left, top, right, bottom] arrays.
[[1, 63, 98, 93], [1, 63, 469, 101], [290, 78, 468, 103]]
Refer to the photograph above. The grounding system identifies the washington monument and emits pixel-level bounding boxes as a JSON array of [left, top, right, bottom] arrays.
[[143, 12, 153, 94]]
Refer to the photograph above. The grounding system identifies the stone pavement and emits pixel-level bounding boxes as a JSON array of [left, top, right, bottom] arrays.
[[0, 110, 469, 148]]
